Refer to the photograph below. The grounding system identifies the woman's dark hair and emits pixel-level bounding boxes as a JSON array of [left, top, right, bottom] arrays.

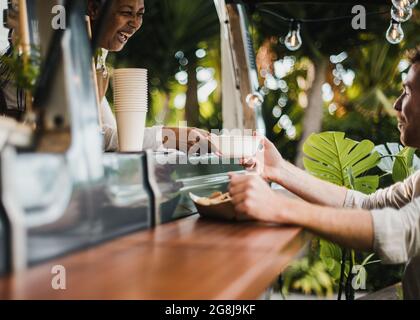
[[87, 0, 102, 16]]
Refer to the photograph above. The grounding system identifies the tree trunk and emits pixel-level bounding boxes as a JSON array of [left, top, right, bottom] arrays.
[[156, 91, 171, 125], [185, 61, 200, 128], [295, 57, 328, 168]]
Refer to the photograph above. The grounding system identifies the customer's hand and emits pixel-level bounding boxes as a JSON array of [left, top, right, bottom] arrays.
[[229, 173, 287, 223], [241, 134, 284, 182]]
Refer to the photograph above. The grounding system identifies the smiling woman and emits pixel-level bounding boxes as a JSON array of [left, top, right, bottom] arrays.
[[88, 0, 145, 52], [86, 0, 212, 152], [0, 0, 212, 153]]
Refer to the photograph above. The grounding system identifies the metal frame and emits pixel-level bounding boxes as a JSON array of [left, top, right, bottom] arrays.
[[215, 0, 266, 133]]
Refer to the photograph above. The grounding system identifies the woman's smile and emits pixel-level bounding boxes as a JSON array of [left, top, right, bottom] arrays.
[[117, 31, 130, 44]]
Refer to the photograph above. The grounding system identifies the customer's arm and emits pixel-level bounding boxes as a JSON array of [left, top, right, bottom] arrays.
[[230, 174, 420, 264], [283, 199, 374, 252], [344, 171, 420, 210], [229, 174, 373, 251], [245, 137, 348, 208], [289, 196, 420, 264], [273, 159, 348, 208]]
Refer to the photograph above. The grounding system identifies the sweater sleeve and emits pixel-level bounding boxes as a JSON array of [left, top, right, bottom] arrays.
[[343, 172, 420, 264], [370, 199, 420, 264], [343, 171, 420, 210]]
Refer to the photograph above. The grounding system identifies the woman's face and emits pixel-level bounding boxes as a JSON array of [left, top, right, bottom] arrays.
[[90, 0, 145, 52]]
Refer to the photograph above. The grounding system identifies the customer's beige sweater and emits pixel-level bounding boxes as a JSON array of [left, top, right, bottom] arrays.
[[344, 171, 420, 299]]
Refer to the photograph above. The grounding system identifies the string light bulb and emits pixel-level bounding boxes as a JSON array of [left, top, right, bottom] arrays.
[[392, 0, 418, 10], [246, 92, 264, 109], [386, 19, 404, 44], [284, 20, 302, 51], [391, 5, 413, 22]]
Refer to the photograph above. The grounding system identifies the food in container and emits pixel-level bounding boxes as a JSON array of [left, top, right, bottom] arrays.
[[190, 192, 253, 221]]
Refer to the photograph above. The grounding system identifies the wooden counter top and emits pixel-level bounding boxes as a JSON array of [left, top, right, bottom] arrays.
[[0, 215, 310, 300]]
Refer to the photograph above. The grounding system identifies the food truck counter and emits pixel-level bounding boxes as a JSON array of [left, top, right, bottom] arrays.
[[0, 0, 311, 299], [0, 214, 309, 300]]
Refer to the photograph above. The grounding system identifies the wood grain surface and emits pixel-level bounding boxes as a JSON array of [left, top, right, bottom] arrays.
[[0, 215, 310, 300]]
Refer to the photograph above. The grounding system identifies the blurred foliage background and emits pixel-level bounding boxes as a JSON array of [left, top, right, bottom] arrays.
[[109, 0, 420, 297]]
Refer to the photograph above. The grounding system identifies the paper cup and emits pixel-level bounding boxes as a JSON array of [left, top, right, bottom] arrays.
[[114, 105, 148, 111], [114, 86, 148, 90], [116, 110, 147, 152], [114, 98, 147, 101], [113, 68, 149, 113], [210, 135, 263, 158], [114, 88, 148, 93], [114, 83, 147, 88], [115, 86, 146, 90], [114, 96, 148, 110], [115, 108, 148, 113], [114, 94, 148, 99], [115, 106, 148, 109], [114, 76, 147, 80], [114, 95, 148, 99], [114, 68, 147, 76], [114, 92, 148, 97]]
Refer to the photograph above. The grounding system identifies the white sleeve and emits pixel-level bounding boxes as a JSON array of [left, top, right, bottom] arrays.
[[101, 98, 118, 152], [142, 126, 164, 150]]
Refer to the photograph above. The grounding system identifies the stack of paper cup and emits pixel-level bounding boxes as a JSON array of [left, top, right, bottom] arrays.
[[113, 68, 148, 152]]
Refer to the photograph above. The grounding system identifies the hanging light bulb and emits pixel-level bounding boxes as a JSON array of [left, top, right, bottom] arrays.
[[284, 20, 302, 51], [386, 19, 404, 44], [392, 0, 418, 10], [391, 5, 413, 22], [246, 92, 264, 109]]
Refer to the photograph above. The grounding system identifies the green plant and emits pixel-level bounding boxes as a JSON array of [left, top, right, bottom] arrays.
[[283, 131, 381, 299], [0, 45, 41, 94], [303, 131, 381, 192], [375, 143, 420, 183], [305, 132, 382, 299], [282, 132, 418, 299], [283, 257, 334, 297]]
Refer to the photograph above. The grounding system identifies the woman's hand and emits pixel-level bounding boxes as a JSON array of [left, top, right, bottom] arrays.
[[163, 127, 212, 154], [185, 127, 212, 153], [241, 135, 285, 182], [229, 173, 289, 224]]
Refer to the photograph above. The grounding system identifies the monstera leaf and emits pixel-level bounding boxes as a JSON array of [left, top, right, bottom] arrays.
[[303, 132, 380, 194], [393, 147, 416, 183], [375, 143, 403, 174], [319, 239, 347, 280], [375, 143, 420, 183]]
